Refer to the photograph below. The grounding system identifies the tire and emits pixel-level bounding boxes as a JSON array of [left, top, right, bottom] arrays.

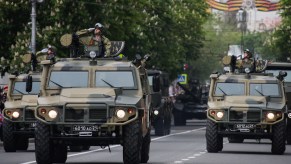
[[123, 119, 142, 164], [35, 120, 68, 164], [154, 117, 165, 136], [173, 111, 186, 126], [16, 137, 29, 150], [206, 119, 221, 153], [228, 137, 244, 143], [272, 120, 286, 155], [286, 120, 291, 145], [3, 120, 16, 152], [141, 130, 151, 163], [52, 144, 67, 163], [83, 146, 90, 150], [69, 145, 83, 152], [218, 136, 223, 151]]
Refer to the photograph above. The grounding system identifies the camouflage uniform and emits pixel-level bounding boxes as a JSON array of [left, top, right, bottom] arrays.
[[80, 35, 111, 57]]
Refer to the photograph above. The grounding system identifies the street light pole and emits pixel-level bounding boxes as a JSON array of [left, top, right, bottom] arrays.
[[30, 0, 44, 54], [31, 0, 36, 54], [238, 8, 247, 55]]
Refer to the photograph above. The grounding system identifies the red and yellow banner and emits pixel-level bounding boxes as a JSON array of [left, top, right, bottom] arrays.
[[206, 0, 281, 12]]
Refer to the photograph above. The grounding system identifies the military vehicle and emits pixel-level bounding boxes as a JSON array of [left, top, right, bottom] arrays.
[[206, 56, 287, 154], [265, 62, 291, 144], [2, 73, 40, 152], [32, 31, 159, 164], [0, 86, 5, 141], [147, 69, 172, 136], [172, 79, 208, 126]]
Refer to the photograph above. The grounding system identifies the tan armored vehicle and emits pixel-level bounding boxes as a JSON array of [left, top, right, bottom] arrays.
[[33, 32, 159, 164], [206, 56, 287, 154], [265, 62, 291, 144], [2, 73, 40, 152]]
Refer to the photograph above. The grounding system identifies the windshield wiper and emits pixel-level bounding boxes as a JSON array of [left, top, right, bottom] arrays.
[[14, 88, 24, 94], [218, 87, 228, 96], [255, 89, 264, 96], [50, 80, 63, 88], [101, 79, 115, 88]]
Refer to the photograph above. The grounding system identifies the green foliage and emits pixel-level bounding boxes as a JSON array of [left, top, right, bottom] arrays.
[[0, 0, 209, 79], [273, 0, 291, 61]]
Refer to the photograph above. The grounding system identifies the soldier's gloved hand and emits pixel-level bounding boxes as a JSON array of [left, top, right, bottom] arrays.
[[87, 28, 95, 32]]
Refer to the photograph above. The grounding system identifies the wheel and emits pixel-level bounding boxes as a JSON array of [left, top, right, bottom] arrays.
[[35, 120, 67, 164], [123, 119, 142, 164], [52, 144, 67, 163], [16, 137, 29, 150], [206, 119, 221, 153], [228, 137, 244, 143], [3, 120, 16, 152], [173, 111, 186, 126], [82, 146, 90, 150], [218, 136, 223, 151], [272, 120, 286, 154], [154, 117, 165, 136], [69, 145, 83, 152], [35, 120, 52, 164], [286, 120, 291, 145], [141, 130, 151, 163]]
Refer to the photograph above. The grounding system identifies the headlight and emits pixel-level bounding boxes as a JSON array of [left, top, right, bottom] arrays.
[[154, 110, 159, 115], [116, 109, 126, 119], [216, 111, 224, 119], [48, 110, 58, 119], [89, 51, 97, 58], [288, 113, 291, 119], [12, 111, 20, 118], [266, 112, 275, 120]]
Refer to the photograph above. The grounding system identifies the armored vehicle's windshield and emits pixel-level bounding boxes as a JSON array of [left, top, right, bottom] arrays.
[[95, 71, 135, 88], [48, 71, 89, 88], [48, 70, 136, 89], [250, 83, 281, 97], [13, 81, 41, 95], [214, 82, 245, 96]]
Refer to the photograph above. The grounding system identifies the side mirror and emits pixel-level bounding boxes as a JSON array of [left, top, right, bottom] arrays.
[[152, 74, 160, 92], [26, 75, 32, 93], [277, 71, 287, 81]]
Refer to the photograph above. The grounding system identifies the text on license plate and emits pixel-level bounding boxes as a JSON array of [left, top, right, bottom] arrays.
[[73, 125, 99, 131], [235, 124, 255, 129]]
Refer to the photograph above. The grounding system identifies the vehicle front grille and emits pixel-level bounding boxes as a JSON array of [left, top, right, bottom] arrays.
[[64, 104, 108, 123], [24, 109, 36, 121], [229, 108, 261, 123]]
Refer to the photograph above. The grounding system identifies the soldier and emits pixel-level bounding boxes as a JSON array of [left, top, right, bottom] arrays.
[[86, 23, 111, 57], [47, 44, 56, 60], [243, 49, 252, 60]]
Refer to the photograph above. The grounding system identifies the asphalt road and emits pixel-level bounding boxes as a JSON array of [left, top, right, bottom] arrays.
[[0, 119, 291, 164]]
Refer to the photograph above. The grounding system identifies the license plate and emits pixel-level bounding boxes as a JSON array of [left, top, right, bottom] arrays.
[[73, 125, 99, 131], [234, 124, 255, 129]]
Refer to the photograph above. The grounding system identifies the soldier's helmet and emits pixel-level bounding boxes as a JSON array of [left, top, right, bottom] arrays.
[[47, 44, 57, 53], [244, 49, 252, 58], [95, 23, 104, 30]]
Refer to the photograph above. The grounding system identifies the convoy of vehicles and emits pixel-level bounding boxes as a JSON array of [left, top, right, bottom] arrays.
[[147, 69, 172, 136], [2, 73, 40, 152], [206, 56, 287, 154]]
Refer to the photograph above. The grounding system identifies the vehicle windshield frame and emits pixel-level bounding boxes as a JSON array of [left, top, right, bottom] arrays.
[[47, 70, 89, 89], [12, 81, 41, 95], [249, 83, 282, 97], [95, 70, 137, 89], [214, 82, 245, 96]]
